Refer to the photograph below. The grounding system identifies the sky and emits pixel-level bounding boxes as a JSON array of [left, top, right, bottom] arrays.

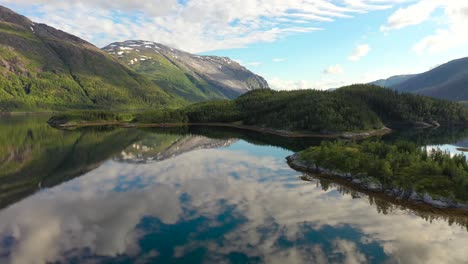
[[1, 0, 468, 90]]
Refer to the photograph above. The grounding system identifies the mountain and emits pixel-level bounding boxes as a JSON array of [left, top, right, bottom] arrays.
[[102, 40, 269, 102], [370, 74, 415, 88], [393, 57, 468, 101], [371, 57, 468, 101], [0, 5, 183, 111]]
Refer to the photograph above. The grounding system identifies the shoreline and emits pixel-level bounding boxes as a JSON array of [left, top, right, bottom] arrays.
[[0, 111, 54, 116], [286, 153, 468, 213], [51, 121, 392, 139]]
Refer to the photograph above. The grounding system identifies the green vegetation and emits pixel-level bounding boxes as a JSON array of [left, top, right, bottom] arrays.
[[103, 41, 268, 102], [179, 85, 468, 132], [300, 140, 468, 202], [133, 109, 189, 124], [124, 50, 228, 102], [336, 85, 468, 125], [48, 110, 134, 125], [49, 85, 468, 134], [0, 12, 185, 112]]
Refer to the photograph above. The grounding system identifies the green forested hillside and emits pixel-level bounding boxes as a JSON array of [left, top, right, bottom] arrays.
[[180, 85, 467, 132], [336, 85, 468, 125], [51, 85, 468, 133], [184, 88, 384, 132], [0, 6, 183, 112], [105, 43, 228, 102]]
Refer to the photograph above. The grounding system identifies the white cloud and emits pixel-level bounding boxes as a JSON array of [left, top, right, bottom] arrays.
[[272, 58, 287, 62], [267, 76, 346, 90], [323, 64, 344, 74], [267, 77, 314, 90], [348, 44, 371, 61], [1, 0, 406, 53], [413, 2, 468, 54], [333, 240, 367, 264], [380, 0, 441, 31], [381, 1, 468, 54]]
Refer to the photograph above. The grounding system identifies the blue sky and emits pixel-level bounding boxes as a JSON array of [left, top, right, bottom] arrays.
[[201, 2, 468, 89], [2, 0, 468, 89]]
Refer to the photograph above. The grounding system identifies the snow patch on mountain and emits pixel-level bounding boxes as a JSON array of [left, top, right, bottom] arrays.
[[102, 40, 269, 95]]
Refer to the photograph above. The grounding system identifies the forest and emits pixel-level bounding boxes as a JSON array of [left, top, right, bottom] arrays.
[[49, 84, 468, 134], [300, 140, 468, 202]]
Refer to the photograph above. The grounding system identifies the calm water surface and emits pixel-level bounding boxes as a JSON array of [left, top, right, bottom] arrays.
[[1, 116, 468, 264]]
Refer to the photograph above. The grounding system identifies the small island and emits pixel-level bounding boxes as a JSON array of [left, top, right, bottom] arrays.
[[287, 140, 468, 210]]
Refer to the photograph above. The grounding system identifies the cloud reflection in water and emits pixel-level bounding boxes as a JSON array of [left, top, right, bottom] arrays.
[[0, 141, 467, 264]]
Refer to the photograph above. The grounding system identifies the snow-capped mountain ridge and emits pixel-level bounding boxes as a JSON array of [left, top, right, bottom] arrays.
[[103, 40, 269, 101]]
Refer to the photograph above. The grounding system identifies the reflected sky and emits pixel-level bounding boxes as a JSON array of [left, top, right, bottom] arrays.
[[1, 139, 468, 264], [426, 135, 468, 158]]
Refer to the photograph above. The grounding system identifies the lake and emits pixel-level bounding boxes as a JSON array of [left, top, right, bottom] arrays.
[[1, 115, 468, 264]]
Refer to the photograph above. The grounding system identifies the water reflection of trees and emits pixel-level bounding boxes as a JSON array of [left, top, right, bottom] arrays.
[[0, 116, 145, 209], [302, 173, 468, 231], [382, 127, 468, 146], [143, 125, 468, 152], [141, 126, 324, 152], [3, 116, 468, 230]]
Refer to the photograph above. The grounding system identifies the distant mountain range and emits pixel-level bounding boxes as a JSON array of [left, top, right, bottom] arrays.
[[0, 6, 267, 112], [370, 75, 415, 88], [370, 57, 468, 101], [103, 41, 268, 102]]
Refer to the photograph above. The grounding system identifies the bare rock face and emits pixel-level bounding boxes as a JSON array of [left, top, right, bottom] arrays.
[[103, 40, 269, 100]]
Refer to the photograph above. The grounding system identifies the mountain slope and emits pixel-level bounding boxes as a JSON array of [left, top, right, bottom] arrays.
[[102, 40, 269, 102], [0, 6, 183, 111], [392, 57, 468, 101], [370, 74, 415, 88], [371, 57, 468, 101]]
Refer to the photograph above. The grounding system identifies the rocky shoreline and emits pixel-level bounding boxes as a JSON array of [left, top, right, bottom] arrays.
[[286, 153, 468, 211]]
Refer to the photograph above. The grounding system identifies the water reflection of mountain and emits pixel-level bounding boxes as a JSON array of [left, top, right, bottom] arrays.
[[0, 117, 237, 209], [114, 134, 236, 164], [146, 125, 468, 152], [2, 115, 468, 226], [0, 116, 144, 209], [454, 138, 468, 148], [139, 126, 324, 152], [1, 144, 468, 264]]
